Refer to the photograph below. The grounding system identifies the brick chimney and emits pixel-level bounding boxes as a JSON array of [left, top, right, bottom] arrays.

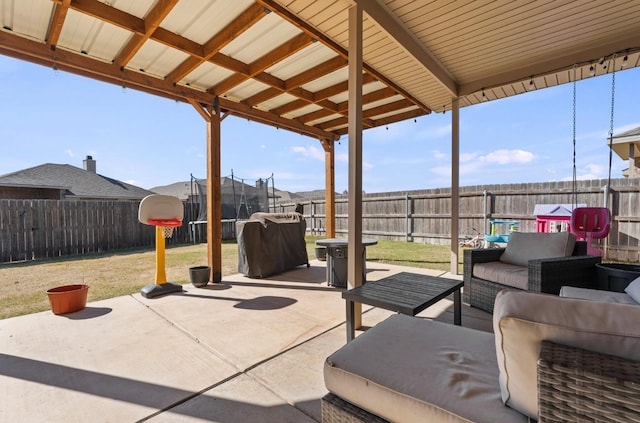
[[83, 155, 96, 173]]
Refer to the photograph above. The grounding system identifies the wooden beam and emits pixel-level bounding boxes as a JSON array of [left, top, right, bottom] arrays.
[[257, 0, 431, 114], [206, 101, 223, 283], [270, 73, 375, 117], [321, 139, 336, 238], [70, 0, 144, 33], [115, 0, 178, 68], [47, 0, 71, 47], [166, 3, 266, 83], [210, 33, 313, 96], [333, 108, 425, 136], [62, 0, 382, 137], [244, 56, 346, 107], [317, 99, 413, 130], [0, 30, 336, 141], [286, 56, 346, 89]]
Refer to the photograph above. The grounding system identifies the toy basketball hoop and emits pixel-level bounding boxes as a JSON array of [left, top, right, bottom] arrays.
[[138, 195, 184, 298], [147, 218, 182, 238]]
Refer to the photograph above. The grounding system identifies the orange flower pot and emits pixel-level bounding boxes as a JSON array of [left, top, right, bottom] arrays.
[[46, 284, 89, 315]]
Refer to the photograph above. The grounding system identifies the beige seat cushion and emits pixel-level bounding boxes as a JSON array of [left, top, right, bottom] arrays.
[[472, 262, 528, 290], [493, 290, 640, 420], [324, 315, 527, 423], [499, 232, 576, 266], [560, 286, 639, 305]]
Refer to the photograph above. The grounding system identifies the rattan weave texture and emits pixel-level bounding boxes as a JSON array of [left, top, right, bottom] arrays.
[[463, 242, 599, 313], [538, 341, 640, 423], [321, 393, 390, 423]]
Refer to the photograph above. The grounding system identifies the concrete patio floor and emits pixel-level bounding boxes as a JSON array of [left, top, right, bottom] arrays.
[[0, 260, 492, 422]]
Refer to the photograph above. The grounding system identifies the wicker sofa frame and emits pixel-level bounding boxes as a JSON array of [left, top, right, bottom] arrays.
[[463, 241, 601, 313], [321, 341, 640, 423]]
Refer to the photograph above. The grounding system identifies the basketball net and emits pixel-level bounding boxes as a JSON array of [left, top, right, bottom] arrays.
[[161, 226, 175, 239]]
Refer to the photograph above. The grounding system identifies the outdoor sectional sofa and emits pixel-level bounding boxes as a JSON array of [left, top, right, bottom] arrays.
[[322, 289, 640, 422], [463, 231, 601, 313]]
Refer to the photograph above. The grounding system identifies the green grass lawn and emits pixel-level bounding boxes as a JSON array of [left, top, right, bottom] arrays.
[[0, 237, 463, 319]]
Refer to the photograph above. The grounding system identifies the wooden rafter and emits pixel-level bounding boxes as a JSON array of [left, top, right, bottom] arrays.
[[0, 30, 335, 141], [334, 108, 425, 136], [57, 0, 420, 135], [47, 0, 71, 47], [256, 0, 431, 114], [243, 56, 346, 107], [166, 3, 267, 83], [10, 0, 431, 139], [317, 99, 415, 130], [209, 32, 313, 96], [114, 0, 179, 69], [295, 84, 395, 124]]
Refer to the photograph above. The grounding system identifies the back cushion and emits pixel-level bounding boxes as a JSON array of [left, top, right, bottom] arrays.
[[493, 290, 640, 420], [499, 231, 576, 266]]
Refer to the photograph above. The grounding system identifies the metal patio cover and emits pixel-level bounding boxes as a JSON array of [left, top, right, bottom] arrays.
[[1, 0, 639, 142]]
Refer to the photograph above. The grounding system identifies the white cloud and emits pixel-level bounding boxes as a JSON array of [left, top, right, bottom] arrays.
[[292, 145, 324, 161], [480, 149, 535, 165], [432, 150, 447, 160], [460, 152, 479, 163], [65, 149, 74, 158], [260, 144, 266, 149], [577, 163, 606, 180]]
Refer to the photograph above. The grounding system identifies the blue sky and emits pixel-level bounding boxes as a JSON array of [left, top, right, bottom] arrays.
[[1, 54, 638, 194]]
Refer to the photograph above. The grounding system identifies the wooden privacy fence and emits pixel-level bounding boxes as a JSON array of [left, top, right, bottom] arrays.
[[278, 178, 640, 262], [1, 178, 638, 263]]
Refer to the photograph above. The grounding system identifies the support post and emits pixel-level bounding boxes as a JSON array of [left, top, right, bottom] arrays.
[[321, 138, 336, 238], [348, 3, 364, 329], [450, 97, 460, 275], [208, 100, 222, 283]]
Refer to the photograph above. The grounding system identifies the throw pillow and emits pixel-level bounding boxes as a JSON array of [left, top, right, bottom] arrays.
[[500, 231, 576, 267], [624, 276, 640, 303]]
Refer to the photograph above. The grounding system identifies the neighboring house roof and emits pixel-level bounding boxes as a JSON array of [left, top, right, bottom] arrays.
[[0, 163, 153, 200], [615, 127, 640, 138], [151, 181, 194, 200], [152, 178, 319, 204]]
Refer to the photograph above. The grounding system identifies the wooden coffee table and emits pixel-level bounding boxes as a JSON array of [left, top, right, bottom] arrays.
[[342, 272, 463, 342]]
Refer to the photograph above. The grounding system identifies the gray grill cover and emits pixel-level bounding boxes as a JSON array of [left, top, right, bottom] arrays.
[[237, 212, 309, 278]]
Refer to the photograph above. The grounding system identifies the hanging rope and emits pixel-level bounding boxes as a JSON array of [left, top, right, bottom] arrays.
[[607, 54, 617, 194], [571, 64, 578, 209]]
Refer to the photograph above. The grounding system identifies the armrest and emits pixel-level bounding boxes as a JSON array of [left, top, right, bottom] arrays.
[[527, 255, 601, 294], [538, 340, 640, 422]]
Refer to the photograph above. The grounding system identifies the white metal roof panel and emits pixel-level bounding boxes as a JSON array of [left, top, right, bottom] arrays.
[[221, 12, 301, 63], [57, 8, 132, 62], [181, 61, 234, 91], [127, 39, 191, 79], [301, 67, 348, 92], [161, 0, 254, 44], [1, 0, 53, 42], [284, 103, 323, 120], [258, 92, 299, 111], [327, 80, 389, 104], [226, 79, 271, 102], [267, 42, 338, 80], [105, 0, 157, 19]]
